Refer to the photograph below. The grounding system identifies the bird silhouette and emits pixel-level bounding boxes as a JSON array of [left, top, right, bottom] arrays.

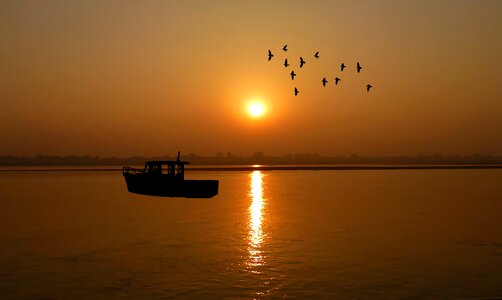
[[340, 63, 346, 71], [282, 45, 288, 52], [367, 84, 373, 92], [335, 77, 341, 85], [300, 57, 305, 68], [284, 58, 290, 67], [356, 62, 362, 73], [290, 70, 296, 80], [314, 52, 319, 59], [294, 87, 299, 96], [268, 50, 274, 61], [322, 77, 328, 87]]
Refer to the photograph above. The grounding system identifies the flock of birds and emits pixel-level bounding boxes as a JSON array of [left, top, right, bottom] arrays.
[[267, 45, 373, 96]]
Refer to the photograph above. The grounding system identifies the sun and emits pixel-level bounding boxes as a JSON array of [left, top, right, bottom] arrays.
[[247, 101, 266, 118]]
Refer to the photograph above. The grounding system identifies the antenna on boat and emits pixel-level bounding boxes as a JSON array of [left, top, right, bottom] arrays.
[[177, 151, 180, 162]]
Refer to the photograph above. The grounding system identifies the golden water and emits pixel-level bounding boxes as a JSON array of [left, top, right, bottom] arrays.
[[1, 169, 502, 298]]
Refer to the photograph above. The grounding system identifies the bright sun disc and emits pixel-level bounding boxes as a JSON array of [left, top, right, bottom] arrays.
[[247, 102, 266, 118]]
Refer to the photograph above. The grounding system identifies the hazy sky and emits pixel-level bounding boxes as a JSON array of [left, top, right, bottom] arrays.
[[1, 0, 501, 156]]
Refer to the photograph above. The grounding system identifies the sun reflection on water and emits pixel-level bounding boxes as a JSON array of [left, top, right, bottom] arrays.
[[248, 170, 266, 268]]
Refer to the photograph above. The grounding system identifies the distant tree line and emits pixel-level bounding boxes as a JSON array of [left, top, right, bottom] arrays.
[[1, 153, 501, 166]]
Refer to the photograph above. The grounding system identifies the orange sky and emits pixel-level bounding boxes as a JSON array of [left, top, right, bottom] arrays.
[[0, 0, 501, 156]]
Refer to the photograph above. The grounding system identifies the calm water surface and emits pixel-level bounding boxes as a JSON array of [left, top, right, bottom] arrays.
[[1, 169, 502, 299]]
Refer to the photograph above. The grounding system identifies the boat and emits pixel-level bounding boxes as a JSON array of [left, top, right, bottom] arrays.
[[123, 152, 219, 198]]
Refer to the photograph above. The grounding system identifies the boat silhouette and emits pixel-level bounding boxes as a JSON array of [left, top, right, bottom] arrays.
[[123, 152, 219, 198]]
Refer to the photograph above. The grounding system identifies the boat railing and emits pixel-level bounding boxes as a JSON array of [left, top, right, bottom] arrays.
[[123, 166, 144, 175]]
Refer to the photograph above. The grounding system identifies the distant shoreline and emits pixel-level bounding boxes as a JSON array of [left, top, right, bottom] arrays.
[[2, 154, 502, 168], [1, 164, 502, 172]]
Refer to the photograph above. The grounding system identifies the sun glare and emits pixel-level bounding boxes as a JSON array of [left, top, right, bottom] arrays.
[[247, 101, 266, 118]]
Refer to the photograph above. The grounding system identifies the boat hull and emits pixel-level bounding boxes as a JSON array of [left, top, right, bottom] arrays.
[[124, 174, 218, 198]]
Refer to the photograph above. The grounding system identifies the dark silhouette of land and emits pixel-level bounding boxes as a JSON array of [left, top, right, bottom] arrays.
[[1, 153, 502, 167]]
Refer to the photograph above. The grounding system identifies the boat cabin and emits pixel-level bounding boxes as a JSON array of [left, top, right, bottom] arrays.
[[143, 160, 190, 180]]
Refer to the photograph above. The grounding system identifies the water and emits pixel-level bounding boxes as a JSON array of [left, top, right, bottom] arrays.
[[1, 169, 502, 299]]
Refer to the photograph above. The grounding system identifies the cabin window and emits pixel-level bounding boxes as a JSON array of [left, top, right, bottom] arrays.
[[162, 164, 169, 174]]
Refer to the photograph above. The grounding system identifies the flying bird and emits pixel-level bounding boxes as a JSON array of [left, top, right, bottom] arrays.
[[300, 57, 305, 68], [268, 50, 274, 61], [282, 44, 288, 52], [335, 77, 341, 85], [322, 77, 328, 87], [340, 63, 346, 71], [367, 84, 373, 92], [284, 58, 290, 67], [314, 52, 319, 59], [294, 87, 299, 96], [290, 70, 296, 80], [356, 62, 362, 73]]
